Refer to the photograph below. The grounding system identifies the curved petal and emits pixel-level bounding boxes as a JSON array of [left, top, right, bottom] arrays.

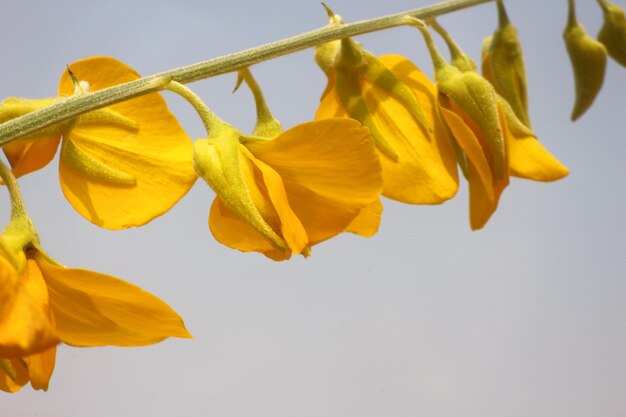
[[439, 102, 509, 230], [0, 97, 62, 178], [439, 104, 494, 201], [209, 197, 292, 261], [57, 56, 196, 229], [194, 135, 287, 251], [372, 55, 459, 204], [345, 198, 383, 237], [3, 136, 61, 179], [246, 118, 383, 244], [507, 134, 569, 181], [23, 345, 56, 391], [207, 145, 308, 260], [34, 251, 191, 347], [245, 149, 309, 255], [0, 357, 29, 393], [0, 257, 59, 357], [316, 56, 458, 205]]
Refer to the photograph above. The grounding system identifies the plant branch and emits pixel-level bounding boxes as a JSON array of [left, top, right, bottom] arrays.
[[0, 0, 494, 146]]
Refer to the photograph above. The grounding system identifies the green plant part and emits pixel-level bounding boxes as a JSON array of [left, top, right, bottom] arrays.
[[487, 0, 531, 128], [564, 0, 608, 120], [597, 0, 626, 67]]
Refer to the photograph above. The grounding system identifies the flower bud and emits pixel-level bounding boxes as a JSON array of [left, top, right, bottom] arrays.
[[564, 0, 608, 120], [597, 0, 626, 67], [485, 0, 531, 127]]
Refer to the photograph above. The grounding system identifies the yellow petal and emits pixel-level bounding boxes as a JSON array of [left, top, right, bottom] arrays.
[[246, 118, 383, 245], [207, 143, 307, 260], [0, 358, 29, 393], [245, 149, 309, 255], [57, 56, 197, 229], [467, 163, 507, 230], [439, 102, 494, 202], [0, 97, 63, 179], [34, 251, 191, 347], [437, 71, 506, 179], [209, 197, 292, 261], [3, 136, 61, 179], [375, 55, 459, 204], [506, 127, 569, 182], [23, 345, 56, 391], [317, 56, 459, 205], [194, 133, 287, 251], [439, 102, 510, 230], [0, 257, 60, 357], [345, 198, 383, 237]]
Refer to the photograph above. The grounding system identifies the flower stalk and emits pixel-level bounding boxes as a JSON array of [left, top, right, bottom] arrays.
[[0, 0, 493, 147]]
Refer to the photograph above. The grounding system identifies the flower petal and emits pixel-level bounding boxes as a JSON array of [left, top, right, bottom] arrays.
[[507, 133, 569, 181], [23, 345, 56, 391], [209, 197, 292, 261], [57, 56, 196, 229], [0, 257, 59, 357], [316, 56, 458, 204], [371, 55, 459, 204], [3, 136, 61, 179], [246, 118, 383, 245], [0, 357, 29, 393], [34, 251, 191, 347], [345, 198, 383, 237], [439, 101, 510, 230]]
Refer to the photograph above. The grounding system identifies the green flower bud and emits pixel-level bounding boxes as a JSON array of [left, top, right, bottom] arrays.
[[564, 0, 608, 120], [597, 0, 626, 67], [486, 0, 531, 128]]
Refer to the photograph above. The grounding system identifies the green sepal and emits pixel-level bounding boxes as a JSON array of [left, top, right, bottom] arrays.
[[192, 132, 287, 251], [335, 67, 399, 161], [362, 51, 432, 135], [60, 138, 137, 186], [488, 0, 530, 127], [438, 71, 506, 180]]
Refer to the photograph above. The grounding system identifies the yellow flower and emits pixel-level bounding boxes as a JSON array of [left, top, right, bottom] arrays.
[[188, 69, 382, 260], [314, 9, 459, 205], [0, 243, 191, 392], [1, 56, 196, 229], [416, 20, 568, 229], [194, 118, 383, 261]]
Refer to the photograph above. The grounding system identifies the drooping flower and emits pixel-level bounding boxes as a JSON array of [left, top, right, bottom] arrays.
[[188, 71, 382, 261], [0, 244, 191, 392], [563, 0, 608, 120], [1, 56, 197, 229], [0, 160, 191, 393], [314, 7, 459, 205], [415, 20, 568, 229], [429, 18, 569, 183]]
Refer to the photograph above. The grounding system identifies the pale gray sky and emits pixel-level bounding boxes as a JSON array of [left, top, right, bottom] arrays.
[[2, 1, 626, 416]]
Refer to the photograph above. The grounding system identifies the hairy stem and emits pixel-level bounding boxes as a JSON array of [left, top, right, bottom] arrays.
[[0, 0, 493, 146]]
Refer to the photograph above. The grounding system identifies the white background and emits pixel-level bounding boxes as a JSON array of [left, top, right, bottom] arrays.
[[1, 0, 626, 416]]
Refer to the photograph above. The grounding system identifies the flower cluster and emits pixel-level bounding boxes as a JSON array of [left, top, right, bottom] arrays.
[[2, 0, 623, 392]]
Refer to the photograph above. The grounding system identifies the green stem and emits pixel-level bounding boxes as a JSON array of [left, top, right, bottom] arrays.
[[567, 0, 577, 27], [166, 81, 223, 135], [0, 159, 38, 254], [0, 159, 28, 222], [0, 0, 493, 146]]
